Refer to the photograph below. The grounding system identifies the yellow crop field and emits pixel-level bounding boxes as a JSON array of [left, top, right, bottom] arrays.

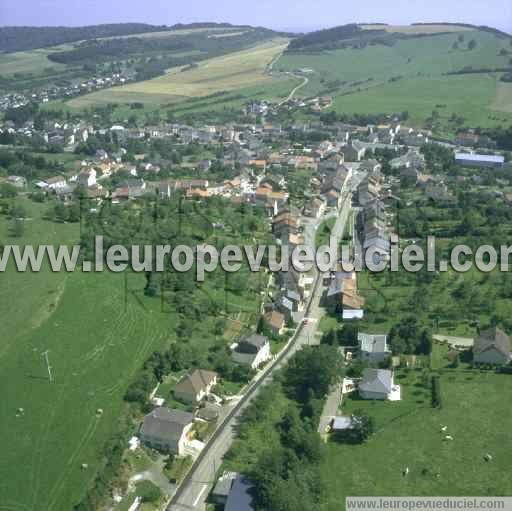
[[68, 38, 289, 107]]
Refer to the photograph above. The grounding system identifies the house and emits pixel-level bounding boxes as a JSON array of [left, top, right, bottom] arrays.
[[232, 334, 271, 369], [321, 166, 349, 200], [95, 149, 108, 160], [327, 271, 365, 320], [211, 471, 238, 506], [224, 474, 255, 511], [358, 333, 390, 364], [276, 266, 308, 316], [54, 184, 76, 202], [400, 166, 420, 186], [78, 168, 97, 188], [173, 369, 218, 404], [303, 197, 326, 219], [341, 141, 366, 162], [45, 176, 67, 190], [357, 175, 380, 206], [139, 407, 194, 455], [319, 153, 344, 174], [6, 175, 26, 188], [198, 159, 212, 172], [402, 133, 428, 147], [473, 327, 511, 365], [359, 159, 382, 174], [272, 212, 300, 237], [359, 369, 394, 400], [263, 310, 286, 337]]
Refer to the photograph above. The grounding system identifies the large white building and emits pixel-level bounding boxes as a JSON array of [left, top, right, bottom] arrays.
[[455, 153, 504, 169]]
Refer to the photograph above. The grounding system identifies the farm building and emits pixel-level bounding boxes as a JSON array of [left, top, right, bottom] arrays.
[[454, 153, 504, 169]]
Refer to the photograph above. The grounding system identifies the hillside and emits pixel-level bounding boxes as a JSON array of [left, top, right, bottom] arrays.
[[0, 22, 279, 53], [277, 25, 512, 128], [0, 23, 169, 52], [67, 38, 293, 108], [0, 24, 282, 95], [287, 22, 511, 52]]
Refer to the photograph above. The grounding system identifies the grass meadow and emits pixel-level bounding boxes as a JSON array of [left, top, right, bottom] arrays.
[[321, 356, 512, 509], [0, 48, 66, 77]]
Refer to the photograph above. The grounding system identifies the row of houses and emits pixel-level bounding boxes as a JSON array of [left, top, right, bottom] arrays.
[[0, 73, 131, 113], [356, 169, 396, 264]]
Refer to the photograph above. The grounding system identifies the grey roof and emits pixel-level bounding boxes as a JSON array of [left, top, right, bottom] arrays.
[[225, 475, 255, 511], [331, 416, 354, 430], [321, 167, 348, 193], [212, 471, 238, 499], [474, 327, 511, 358], [196, 406, 220, 421], [327, 272, 353, 297], [359, 369, 393, 395], [140, 407, 194, 442], [278, 268, 303, 298], [232, 350, 259, 366], [174, 369, 218, 396], [239, 334, 268, 351], [358, 333, 389, 354]]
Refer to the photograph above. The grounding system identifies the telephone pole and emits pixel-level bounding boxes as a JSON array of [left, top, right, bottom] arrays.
[[42, 350, 54, 383]]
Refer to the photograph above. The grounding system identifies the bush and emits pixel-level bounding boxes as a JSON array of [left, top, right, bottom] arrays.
[[0, 183, 18, 198], [136, 480, 161, 503], [431, 375, 442, 408]]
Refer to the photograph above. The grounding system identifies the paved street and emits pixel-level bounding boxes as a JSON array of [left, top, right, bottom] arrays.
[[167, 187, 355, 511]]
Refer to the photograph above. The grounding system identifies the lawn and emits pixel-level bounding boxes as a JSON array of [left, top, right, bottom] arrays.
[[0, 197, 266, 510], [276, 29, 512, 127], [321, 368, 512, 509], [67, 38, 293, 108]]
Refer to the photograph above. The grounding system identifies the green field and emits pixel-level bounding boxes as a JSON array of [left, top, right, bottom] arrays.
[[0, 198, 265, 510], [277, 29, 512, 126], [0, 201, 175, 510], [67, 38, 295, 108], [493, 81, 512, 113], [0, 48, 67, 77], [321, 361, 512, 509]]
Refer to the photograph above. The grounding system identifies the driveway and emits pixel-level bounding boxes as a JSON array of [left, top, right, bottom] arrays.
[[433, 335, 474, 348], [318, 384, 342, 434]]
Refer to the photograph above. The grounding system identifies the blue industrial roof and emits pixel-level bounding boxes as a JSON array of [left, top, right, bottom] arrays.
[[455, 153, 504, 164]]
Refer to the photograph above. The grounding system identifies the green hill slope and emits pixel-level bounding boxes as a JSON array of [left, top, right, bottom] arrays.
[[277, 26, 512, 128]]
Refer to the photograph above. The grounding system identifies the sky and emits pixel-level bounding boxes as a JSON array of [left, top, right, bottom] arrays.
[[0, 0, 511, 34]]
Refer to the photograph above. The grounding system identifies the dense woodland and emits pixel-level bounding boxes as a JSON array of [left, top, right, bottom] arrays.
[[0, 23, 167, 52], [0, 22, 264, 53], [47, 27, 277, 66]]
